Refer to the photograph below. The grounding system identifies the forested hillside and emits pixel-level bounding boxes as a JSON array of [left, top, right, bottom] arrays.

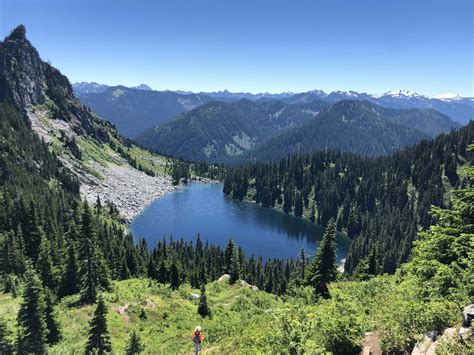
[[224, 121, 474, 273], [137, 99, 459, 163], [0, 25, 472, 354], [251, 100, 458, 161], [77, 86, 212, 138]]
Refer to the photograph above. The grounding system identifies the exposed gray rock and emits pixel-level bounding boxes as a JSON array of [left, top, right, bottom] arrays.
[[463, 304, 474, 327]]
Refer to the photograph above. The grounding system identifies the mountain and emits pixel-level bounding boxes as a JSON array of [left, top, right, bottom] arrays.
[[72, 81, 109, 95], [76, 85, 213, 138], [136, 99, 458, 163], [133, 83, 152, 91], [285, 89, 473, 125], [252, 100, 435, 160], [135, 99, 329, 163], [0, 25, 177, 221]]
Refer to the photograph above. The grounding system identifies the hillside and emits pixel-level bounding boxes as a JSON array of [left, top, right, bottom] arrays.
[[0, 25, 181, 221], [0, 24, 472, 355], [284, 89, 474, 125], [77, 85, 212, 138], [136, 99, 328, 163], [252, 100, 458, 160], [137, 98, 459, 163], [224, 121, 474, 273]]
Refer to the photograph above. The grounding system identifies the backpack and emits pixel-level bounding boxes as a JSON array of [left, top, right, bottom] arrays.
[[193, 332, 201, 344]]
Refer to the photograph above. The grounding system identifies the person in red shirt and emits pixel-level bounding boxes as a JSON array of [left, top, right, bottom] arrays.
[[192, 326, 204, 354]]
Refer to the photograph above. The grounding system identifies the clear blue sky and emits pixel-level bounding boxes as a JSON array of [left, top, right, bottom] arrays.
[[1, 0, 472, 96]]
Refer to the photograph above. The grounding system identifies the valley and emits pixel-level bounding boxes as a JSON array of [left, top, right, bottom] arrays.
[[0, 13, 473, 355]]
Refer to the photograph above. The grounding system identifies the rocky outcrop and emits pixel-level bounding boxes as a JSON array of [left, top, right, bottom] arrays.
[[0, 25, 112, 141], [0, 25, 177, 221], [0, 25, 46, 113]]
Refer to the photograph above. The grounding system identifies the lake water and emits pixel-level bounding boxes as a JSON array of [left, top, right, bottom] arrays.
[[129, 183, 350, 262]]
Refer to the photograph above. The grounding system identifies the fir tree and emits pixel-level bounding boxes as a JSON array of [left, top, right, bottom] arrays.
[[197, 285, 211, 318], [125, 330, 144, 355], [305, 219, 338, 298], [169, 257, 181, 290], [16, 267, 48, 355], [58, 243, 79, 298], [36, 237, 57, 291], [44, 289, 61, 344], [294, 191, 303, 217], [229, 248, 240, 284], [224, 239, 235, 273], [85, 295, 112, 354]]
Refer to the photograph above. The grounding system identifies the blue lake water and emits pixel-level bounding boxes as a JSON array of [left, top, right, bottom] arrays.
[[129, 183, 350, 262]]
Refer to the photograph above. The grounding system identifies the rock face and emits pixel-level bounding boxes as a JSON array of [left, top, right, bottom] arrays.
[[0, 25, 176, 221], [463, 304, 474, 327], [0, 25, 45, 113], [0, 25, 112, 140]]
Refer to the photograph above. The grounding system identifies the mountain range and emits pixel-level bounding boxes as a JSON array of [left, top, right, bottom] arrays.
[[74, 82, 473, 139], [135, 98, 459, 163], [75, 85, 212, 138]]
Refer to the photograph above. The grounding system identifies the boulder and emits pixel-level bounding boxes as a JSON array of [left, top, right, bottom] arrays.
[[190, 293, 199, 300], [463, 304, 474, 327], [411, 332, 436, 355], [217, 274, 230, 282], [459, 327, 472, 342]]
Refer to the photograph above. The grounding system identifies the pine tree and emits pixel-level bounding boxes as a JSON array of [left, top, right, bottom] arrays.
[[197, 285, 211, 318], [368, 246, 377, 276], [294, 191, 303, 217], [16, 267, 48, 355], [44, 289, 61, 344], [79, 239, 111, 304], [305, 219, 338, 298], [58, 243, 79, 298], [85, 295, 112, 354], [36, 237, 57, 291], [169, 257, 181, 290], [155, 258, 168, 284], [125, 330, 144, 355], [229, 248, 240, 284], [224, 239, 235, 273]]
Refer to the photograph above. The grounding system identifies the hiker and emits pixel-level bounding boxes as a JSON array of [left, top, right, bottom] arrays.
[[192, 326, 204, 354]]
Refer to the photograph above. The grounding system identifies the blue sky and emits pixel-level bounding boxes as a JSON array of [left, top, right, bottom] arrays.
[[1, 0, 472, 96]]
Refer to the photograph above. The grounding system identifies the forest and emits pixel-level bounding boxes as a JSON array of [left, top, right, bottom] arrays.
[[1, 96, 473, 353], [223, 122, 474, 274]]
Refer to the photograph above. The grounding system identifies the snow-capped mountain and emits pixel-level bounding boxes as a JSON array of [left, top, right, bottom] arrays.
[[433, 93, 464, 101]]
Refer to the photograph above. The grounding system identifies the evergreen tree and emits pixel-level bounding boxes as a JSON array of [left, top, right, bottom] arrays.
[[44, 289, 61, 344], [305, 219, 338, 298], [224, 239, 235, 273], [79, 239, 111, 304], [169, 257, 181, 290], [58, 243, 79, 298], [36, 237, 57, 291], [16, 267, 48, 355], [125, 330, 144, 355], [85, 295, 112, 354], [294, 191, 303, 217], [229, 248, 240, 284], [368, 246, 377, 276], [197, 285, 211, 318]]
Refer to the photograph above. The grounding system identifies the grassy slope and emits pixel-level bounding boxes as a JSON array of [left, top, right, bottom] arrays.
[[0, 275, 466, 354]]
